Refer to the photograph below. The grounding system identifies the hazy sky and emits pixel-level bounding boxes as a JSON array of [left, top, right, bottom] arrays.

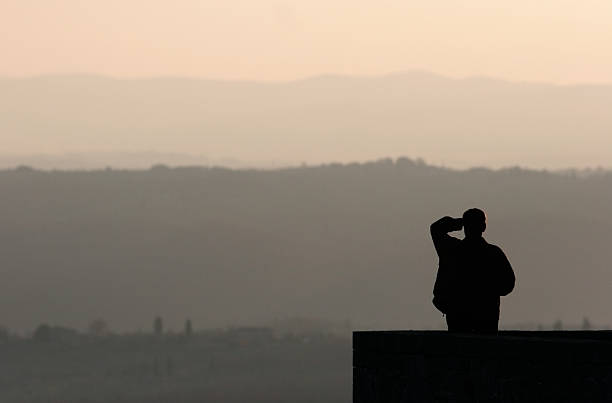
[[3, 0, 612, 83]]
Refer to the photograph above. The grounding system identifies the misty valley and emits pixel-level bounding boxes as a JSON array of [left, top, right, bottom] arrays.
[[0, 324, 349, 403], [2, 159, 612, 402]]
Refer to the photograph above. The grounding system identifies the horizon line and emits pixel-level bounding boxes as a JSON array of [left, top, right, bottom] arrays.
[[2, 155, 610, 175], [2, 70, 612, 88]]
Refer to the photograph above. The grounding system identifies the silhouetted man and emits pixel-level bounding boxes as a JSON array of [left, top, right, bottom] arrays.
[[431, 208, 515, 332]]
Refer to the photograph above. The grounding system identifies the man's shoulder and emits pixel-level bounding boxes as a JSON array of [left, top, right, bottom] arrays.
[[484, 242, 507, 256]]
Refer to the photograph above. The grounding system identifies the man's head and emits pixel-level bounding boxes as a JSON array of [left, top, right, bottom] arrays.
[[463, 208, 486, 239]]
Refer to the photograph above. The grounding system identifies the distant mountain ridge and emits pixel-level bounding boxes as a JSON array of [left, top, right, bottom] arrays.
[[0, 152, 291, 170], [2, 71, 612, 169]]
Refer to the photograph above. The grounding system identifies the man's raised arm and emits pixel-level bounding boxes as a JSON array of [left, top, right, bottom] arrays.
[[430, 216, 463, 256]]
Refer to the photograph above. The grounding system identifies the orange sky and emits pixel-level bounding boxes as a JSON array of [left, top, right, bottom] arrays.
[[2, 0, 612, 83]]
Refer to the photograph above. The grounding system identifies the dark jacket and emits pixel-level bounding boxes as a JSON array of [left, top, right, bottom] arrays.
[[431, 217, 515, 329]]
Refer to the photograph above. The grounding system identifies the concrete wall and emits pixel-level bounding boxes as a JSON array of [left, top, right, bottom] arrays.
[[353, 331, 612, 402]]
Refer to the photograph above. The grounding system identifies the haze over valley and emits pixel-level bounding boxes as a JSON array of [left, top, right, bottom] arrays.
[[2, 160, 611, 334], [2, 72, 612, 170]]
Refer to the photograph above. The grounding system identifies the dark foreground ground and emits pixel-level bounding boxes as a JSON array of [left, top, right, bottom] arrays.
[[0, 330, 350, 403], [355, 330, 612, 403]]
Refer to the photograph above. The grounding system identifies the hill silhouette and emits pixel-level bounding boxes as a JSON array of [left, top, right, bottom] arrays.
[[2, 72, 612, 168], [1, 159, 611, 332]]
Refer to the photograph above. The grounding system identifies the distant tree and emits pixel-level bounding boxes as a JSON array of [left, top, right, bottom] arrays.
[[396, 157, 416, 167], [553, 319, 563, 331], [15, 165, 34, 173], [582, 317, 592, 330], [150, 164, 170, 172], [33, 324, 52, 342], [88, 319, 110, 337], [154, 316, 163, 336], [184, 319, 193, 336]]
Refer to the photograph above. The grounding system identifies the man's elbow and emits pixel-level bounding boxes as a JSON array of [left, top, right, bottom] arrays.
[[430, 217, 447, 236], [500, 277, 515, 296], [430, 222, 438, 236]]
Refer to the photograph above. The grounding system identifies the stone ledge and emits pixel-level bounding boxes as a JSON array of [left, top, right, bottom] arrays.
[[353, 331, 612, 402]]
